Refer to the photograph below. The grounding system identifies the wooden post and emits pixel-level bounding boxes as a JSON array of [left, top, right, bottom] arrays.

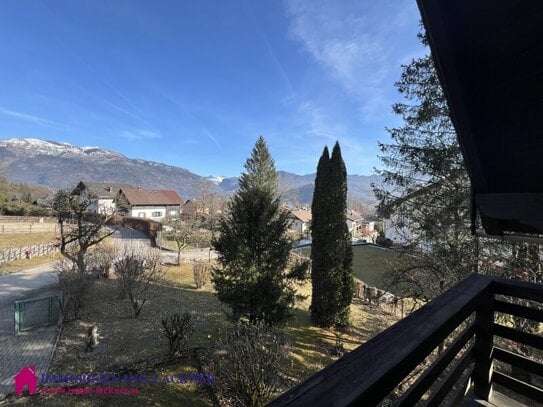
[[473, 288, 494, 400]]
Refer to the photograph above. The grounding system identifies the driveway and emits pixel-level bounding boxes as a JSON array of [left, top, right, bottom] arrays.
[[110, 228, 152, 253], [0, 263, 61, 399]]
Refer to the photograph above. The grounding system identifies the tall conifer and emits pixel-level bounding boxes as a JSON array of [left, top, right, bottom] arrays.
[[212, 136, 308, 326], [310, 142, 353, 326]]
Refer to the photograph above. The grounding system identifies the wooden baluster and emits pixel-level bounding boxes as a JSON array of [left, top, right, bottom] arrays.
[[473, 288, 494, 400]]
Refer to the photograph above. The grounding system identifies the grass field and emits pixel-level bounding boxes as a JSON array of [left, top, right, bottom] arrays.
[[298, 244, 401, 290], [0, 232, 57, 249], [9, 261, 399, 406]]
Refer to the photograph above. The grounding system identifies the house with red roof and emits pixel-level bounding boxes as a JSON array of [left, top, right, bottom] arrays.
[[117, 187, 183, 221]]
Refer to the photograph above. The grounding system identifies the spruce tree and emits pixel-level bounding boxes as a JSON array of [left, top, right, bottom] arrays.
[[212, 136, 308, 326], [310, 142, 353, 327], [373, 30, 504, 299]]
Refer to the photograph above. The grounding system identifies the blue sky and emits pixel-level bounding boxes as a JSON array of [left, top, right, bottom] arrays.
[[0, 0, 425, 177]]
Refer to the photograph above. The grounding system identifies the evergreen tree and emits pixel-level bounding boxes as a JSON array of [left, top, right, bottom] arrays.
[[330, 143, 354, 324], [310, 142, 353, 327], [373, 30, 504, 300], [212, 136, 308, 326]]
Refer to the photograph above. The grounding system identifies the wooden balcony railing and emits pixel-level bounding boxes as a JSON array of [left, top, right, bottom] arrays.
[[269, 274, 543, 406]]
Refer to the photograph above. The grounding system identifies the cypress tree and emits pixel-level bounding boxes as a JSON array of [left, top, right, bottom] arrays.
[[310, 142, 353, 327], [310, 146, 332, 325], [212, 136, 308, 326], [330, 143, 354, 325]]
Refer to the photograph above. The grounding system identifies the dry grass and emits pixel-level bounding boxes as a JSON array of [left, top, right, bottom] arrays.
[[0, 252, 60, 274], [0, 232, 57, 249], [10, 262, 401, 406]]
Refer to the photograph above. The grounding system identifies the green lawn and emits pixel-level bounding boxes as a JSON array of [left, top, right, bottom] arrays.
[[298, 244, 401, 292]]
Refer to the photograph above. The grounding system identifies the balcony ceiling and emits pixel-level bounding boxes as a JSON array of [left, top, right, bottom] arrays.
[[418, 0, 543, 237]]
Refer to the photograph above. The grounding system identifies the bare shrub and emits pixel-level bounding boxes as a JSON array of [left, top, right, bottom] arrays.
[[55, 258, 96, 320], [114, 249, 163, 318], [193, 263, 210, 289], [87, 244, 116, 278], [161, 312, 195, 359], [205, 322, 289, 406]]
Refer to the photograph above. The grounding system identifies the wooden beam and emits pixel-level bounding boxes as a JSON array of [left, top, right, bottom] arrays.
[[493, 371, 543, 403], [395, 323, 475, 406], [493, 324, 543, 350], [494, 300, 543, 323], [493, 347, 543, 378]]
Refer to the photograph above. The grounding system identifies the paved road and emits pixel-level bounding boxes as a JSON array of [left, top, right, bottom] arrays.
[[160, 247, 218, 264], [0, 263, 60, 399]]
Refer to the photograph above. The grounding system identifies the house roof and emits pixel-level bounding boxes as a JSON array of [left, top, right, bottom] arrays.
[[74, 181, 134, 199], [348, 209, 362, 218], [346, 210, 363, 222], [418, 0, 543, 236], [290, 209, 312, 223], [120, 187, 183, 206], [346, 214, 363, 222]]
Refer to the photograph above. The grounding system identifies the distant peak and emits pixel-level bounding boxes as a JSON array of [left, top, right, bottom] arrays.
[[0, 137, 124, 158]]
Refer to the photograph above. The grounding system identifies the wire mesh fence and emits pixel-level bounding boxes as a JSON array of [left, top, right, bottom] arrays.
[[14, 294, 62, 334]]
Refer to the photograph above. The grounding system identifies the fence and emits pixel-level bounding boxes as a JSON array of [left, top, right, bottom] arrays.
[[14, 294, 62, 334], [0, 216, 57, 223], [0, 243, 59, 264], [0, 222, 59, 234]]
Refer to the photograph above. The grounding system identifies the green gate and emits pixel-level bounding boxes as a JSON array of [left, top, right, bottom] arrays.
[[14, 295, 62, 334]]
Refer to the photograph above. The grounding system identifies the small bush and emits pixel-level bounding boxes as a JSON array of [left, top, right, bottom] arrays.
[[161, 312, 195, 359], [204, 322, 289, 406], [55, 258, 95, 320], [193, 263, 210, 289], [114, 250, 163, 317], [87, 244, 116, 278]]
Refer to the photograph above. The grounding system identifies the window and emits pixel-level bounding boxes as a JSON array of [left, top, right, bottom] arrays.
[[138, 212, 145, 218], [152, 212, 162, 217]]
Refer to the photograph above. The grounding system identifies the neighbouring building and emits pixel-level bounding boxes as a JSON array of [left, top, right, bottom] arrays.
[[288, 209, 312, 238], [181, 199, 210, 218], [346, 210, 364, 238], [117, 187, 183, 221], [73, 181, 134, 215]]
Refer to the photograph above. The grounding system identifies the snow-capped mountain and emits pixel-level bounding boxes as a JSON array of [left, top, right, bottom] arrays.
[[0, 138, 206, 198], [0, 138, 124, 159], [206, 175, 225, 185], [0, 137, 382, 205]]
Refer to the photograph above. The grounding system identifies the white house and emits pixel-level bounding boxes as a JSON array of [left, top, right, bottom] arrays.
[[288, 209, 312, 238], [118, 187, 183, 221], [346, 210, 364, 238], [73, 181, 134, 215]]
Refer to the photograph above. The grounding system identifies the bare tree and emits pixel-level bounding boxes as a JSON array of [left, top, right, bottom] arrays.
[[161, 312, 195, 359], [53, 190, 115, 274], [114, 249, 164, 317], [166, 216, 202, 265]]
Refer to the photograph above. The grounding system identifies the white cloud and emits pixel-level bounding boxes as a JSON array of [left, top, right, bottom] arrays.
[[284, 0, 420, 120], [0, 106, 71, 129], [119, 129, 161, 140]]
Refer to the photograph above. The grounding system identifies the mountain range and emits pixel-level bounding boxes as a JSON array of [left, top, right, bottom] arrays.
[[0, 138, 383, 206]]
